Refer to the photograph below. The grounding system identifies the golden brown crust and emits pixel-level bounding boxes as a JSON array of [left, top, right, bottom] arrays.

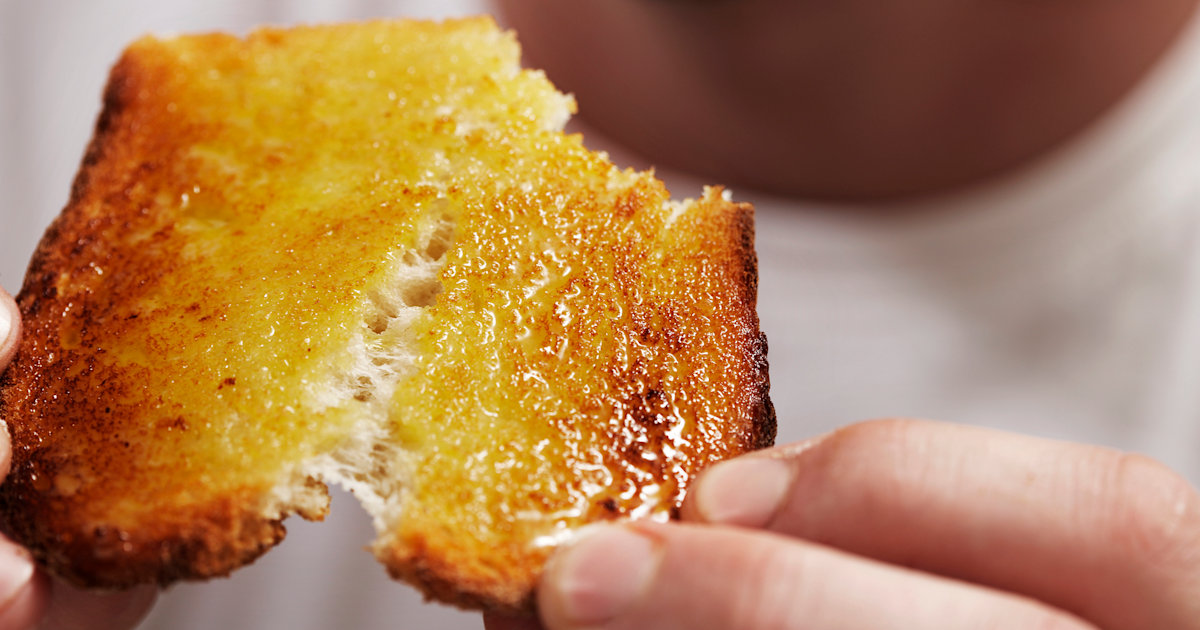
[[0, 18, 773, 612], [0, 46, 312, 588]]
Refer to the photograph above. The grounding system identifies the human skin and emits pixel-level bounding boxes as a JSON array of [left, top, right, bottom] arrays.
[[498, 0, 1199, 200], [484, 1, 1200, 629], [487, 421, 1200, 629], [0, 288, 155, 630]]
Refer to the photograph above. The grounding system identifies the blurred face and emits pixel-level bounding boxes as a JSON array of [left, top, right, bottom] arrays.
[[498, 0, 1197, 201]]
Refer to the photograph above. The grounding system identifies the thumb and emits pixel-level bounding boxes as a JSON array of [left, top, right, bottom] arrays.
[[0, 286, 18, 486], [0, 287, 18, 371]]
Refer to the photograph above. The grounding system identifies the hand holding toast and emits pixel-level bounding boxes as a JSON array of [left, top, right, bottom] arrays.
[[0, 288, 153, 630], [490, 419, 1200, 630]]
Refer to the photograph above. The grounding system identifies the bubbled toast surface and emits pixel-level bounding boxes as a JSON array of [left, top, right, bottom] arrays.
[[0, 18, 774, 612]]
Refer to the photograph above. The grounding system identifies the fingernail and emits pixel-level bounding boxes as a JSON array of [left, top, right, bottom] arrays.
[[0, 301, 11, 347], [694, 457, 792, 527], [0, 543, 35, 612], [543, 525, 660, 626]]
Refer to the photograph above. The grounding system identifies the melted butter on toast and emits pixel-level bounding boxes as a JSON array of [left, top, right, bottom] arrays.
[[0, 18, 774, 611]]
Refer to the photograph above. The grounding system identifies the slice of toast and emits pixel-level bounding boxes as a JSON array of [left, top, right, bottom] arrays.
[[0, 17, 774, 612]]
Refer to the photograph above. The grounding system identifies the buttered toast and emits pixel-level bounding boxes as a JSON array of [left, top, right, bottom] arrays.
[[0, 18, 774, 612]]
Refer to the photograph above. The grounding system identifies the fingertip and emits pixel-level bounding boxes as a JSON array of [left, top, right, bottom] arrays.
[[0, 543, 48, 630], [0, 287, 16, 486], [538, 524, 662, 629], [39, 581, 156, 630], [0, 286, 18, 370], [0, 422, 11, 484]]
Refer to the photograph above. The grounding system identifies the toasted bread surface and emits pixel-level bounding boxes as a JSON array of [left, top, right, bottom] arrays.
[[0, 18, 773, 611]]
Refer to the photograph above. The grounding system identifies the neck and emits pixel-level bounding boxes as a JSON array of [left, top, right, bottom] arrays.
[[499, 0, 1199, 201]]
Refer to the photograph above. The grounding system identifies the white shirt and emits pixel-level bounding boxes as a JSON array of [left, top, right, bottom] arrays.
[[748, 8, 1200, 474], [3, 2, 1200, 629]]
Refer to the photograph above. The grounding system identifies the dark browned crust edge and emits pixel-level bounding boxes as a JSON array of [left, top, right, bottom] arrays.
[[729, 197, 778, 454], [0, 48, 307, 591], [0, 486, 291, 589], [751, 328, 779, 449], [693, 191, 776, 456], [383, 533, 542, 614]]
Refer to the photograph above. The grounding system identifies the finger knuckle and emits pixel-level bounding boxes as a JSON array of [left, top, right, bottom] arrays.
[[818, 418, 923, 472], [840, 417, 928, 445], [817, 417, 933, 497], [1103, 452, 1200, 569]]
